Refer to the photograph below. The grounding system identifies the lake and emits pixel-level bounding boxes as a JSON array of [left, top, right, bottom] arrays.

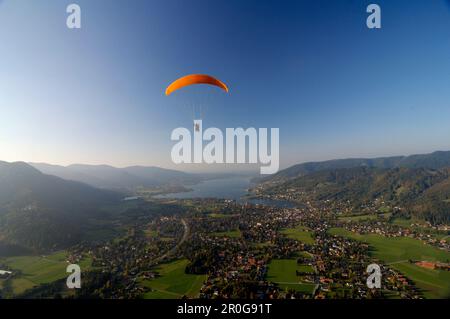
[[156, 176, 297, 208], [156, 176, 253, 201]]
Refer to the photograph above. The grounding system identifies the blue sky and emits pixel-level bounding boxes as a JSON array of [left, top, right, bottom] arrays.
[[0, 0, 450, 171]]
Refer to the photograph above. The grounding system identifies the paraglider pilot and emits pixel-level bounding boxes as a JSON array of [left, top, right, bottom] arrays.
[[165, 74, 229, 134], [193, 119, 202, 132]]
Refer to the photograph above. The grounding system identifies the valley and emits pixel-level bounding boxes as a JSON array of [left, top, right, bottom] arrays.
[[0, 151, 449, 299]]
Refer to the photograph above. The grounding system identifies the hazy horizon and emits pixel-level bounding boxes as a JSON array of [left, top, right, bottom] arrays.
[[1, 147, 448, 174]]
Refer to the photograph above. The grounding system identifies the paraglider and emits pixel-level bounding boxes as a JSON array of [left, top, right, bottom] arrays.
[[165, 74, 229, 96], [165, 74, 229, 131], [166, 74, 280, 174]]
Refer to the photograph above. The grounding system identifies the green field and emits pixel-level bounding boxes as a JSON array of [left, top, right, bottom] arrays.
[[0, 251, 92, 295], [144, 229, 158, 238], [329, 227, 450, 298], [339, 214, 378, 222], [252, 241, 274, 249], [211, 229, 241, 238], [280, 226, 315, 245], [297, 264, 315, 274], [394, 262, 450, 298], [267, 259, 316, 295], [140, 259, 207, 299], [391, 217, 419, 228], [338, 213, 391, 223], [208, 213, 231, 218], [392, 218, 449, 240], [329, 228, 450, 262]]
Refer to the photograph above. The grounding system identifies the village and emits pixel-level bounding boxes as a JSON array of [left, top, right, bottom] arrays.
[[52, 193, 449, 299]]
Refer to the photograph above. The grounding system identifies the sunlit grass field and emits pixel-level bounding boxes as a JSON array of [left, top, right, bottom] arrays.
[[329, 228, 450, 262], [281, 226, 315, 245], [267, 259, 316, 295], [329, 227, 450, 298], [338, 213, 391, 223], [211, 229, 241, 238], [0, 251, 92, 295], [140, 259, 206, 299]]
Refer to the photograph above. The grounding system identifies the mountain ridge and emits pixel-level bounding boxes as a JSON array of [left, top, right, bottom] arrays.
[[0, 161, 122, 252], [262, 166, 450, 224], [29, 162, 200, 190], [265, 150, 450, 182]]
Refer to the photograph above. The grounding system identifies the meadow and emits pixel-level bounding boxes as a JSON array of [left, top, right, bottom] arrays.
[[329, 227, 450, 298], [280, 226, 315, 245], [211, 229, 241, 238], [208, 213, 231, 218], [392, 218, 449, 240], [0, 251, 92, 296], [140, 259, 207, 299], [338, 213, 391, 223], [393, 262, 450, 298], [267, 259, 316, 295], [329, 228, 450, 262]]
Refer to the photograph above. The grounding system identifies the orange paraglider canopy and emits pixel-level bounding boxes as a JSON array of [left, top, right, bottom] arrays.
[[165, 74, 229, 96]]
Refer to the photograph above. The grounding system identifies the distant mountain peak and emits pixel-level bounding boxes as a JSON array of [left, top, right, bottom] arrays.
[[29, 162, 198, 190]]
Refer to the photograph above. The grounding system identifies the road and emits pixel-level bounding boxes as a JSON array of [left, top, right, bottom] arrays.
[[153, 218, 189, 264]]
